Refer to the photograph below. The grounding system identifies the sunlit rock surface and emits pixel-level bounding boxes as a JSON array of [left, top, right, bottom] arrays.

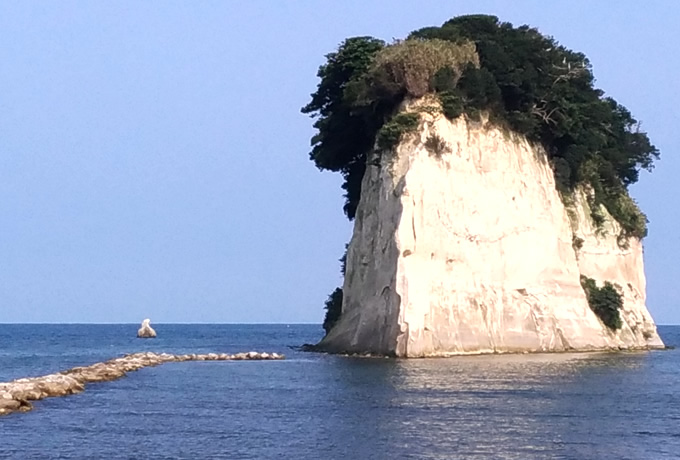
[[137, 318, 157, 338], [319, 100, 663, 357]]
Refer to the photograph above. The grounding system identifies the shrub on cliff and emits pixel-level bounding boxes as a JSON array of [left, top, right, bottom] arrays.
[[349, 39, 478, 104], [322, 288, 343, 334], [376, 112, 420, 151], [301, 36, 388, 220], [301, 37, 477, 219], [580, 276, 623, 330], [302, 15, 658, 240], [425, 133, 452, 157]]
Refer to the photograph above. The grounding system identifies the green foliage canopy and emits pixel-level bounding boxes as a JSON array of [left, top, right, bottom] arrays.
[[322, 287, 343, 334], [301, 37, 390, 219], [376, 112, 420, 151], [411, 15, 658, 238], [302, 15, 659, 238], [580, 276, 623, 330]]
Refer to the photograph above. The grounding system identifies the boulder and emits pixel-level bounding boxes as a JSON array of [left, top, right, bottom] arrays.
[[137, 318, 157, 338], [0, 398, 22, 415]]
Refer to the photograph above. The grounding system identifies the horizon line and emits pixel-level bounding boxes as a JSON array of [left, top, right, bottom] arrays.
[[1, 322, 678, 327], [0, 322, 322, 325]]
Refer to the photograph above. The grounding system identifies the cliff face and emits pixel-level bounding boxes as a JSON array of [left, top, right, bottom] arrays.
[[319, 100, 663, 357]]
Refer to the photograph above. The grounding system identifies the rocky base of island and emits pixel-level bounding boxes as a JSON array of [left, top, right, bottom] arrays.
[[0, 351, 284, 417]]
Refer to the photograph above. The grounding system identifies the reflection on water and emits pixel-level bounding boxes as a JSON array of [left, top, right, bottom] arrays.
[[1, 325, 679, 459], [322, 347, 680, 459]]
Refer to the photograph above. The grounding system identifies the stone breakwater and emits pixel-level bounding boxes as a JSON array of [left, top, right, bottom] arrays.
[[0, 351, 284, 417]]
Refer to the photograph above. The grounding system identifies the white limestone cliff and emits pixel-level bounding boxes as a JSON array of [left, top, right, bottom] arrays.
[[319, 99, 664, 357]]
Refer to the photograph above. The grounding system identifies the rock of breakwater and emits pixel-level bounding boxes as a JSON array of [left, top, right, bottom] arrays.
[[137, 318, 157, 338], [0, 351, 283, 417]]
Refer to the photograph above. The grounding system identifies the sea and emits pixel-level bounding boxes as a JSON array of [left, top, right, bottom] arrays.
[[0, 324, 678, 460]]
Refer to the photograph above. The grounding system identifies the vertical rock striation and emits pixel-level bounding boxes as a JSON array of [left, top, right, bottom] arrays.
[[319, 100, 663, 357]]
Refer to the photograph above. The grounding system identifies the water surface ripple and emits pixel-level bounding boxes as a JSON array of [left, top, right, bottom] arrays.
[[1, 324, 678, 459]]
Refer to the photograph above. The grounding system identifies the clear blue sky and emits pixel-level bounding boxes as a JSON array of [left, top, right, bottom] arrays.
[[1, 1, 678, 324]]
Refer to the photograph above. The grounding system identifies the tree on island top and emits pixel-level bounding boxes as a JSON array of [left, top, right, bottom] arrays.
[[302, 14, 658, 238], [302, 15, 659, 334]]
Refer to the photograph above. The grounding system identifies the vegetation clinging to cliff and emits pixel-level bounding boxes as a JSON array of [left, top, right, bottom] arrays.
[[301, 37, 389, 220], [302, 15, 658, 239], [322, 288, 343, 334], [580, 276, 623, 330], [376, 112, 420, 151]]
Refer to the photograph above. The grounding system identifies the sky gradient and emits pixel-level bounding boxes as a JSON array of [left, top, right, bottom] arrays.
[[1, 1, 678, 324]]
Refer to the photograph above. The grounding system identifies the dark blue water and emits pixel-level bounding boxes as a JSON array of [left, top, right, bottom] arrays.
[[1, 324, 679, 460]]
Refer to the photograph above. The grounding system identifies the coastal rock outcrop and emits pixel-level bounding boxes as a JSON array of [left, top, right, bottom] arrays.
[[137, 318, 157, 338], [0, 351, 284, 416], [318, 101, 664, 357]]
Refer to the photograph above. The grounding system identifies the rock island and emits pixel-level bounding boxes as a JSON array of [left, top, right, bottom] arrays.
[[302, 15, 664, 357]]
